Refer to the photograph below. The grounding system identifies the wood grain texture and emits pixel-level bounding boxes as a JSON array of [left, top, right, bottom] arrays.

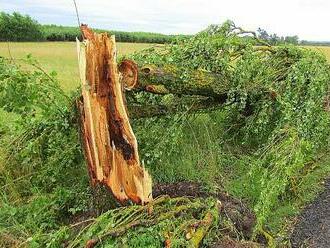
[[77, 26, 152, 204]]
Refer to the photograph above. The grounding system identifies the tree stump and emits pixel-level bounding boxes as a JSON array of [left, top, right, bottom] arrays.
[[77, 25, 152, 205]]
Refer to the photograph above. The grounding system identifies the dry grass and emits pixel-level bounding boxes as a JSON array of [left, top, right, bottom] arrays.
[[0, 42, 154, 91]]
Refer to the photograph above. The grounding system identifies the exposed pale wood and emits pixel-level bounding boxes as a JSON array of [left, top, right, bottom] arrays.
[[77, 26, 152, 204], [118, 59, 139, 90]]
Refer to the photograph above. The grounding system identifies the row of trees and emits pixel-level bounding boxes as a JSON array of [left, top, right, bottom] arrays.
[[257, 28, 300, 45], [42, 24, 189, 43], [0, 12, 44, 41], [0, 12, 189, 43], [300, 40, 330, 46]]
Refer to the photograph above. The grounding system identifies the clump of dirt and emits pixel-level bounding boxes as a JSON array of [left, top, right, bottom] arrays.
[[290, 178, 330, 248], [153, 181, 256, 239]]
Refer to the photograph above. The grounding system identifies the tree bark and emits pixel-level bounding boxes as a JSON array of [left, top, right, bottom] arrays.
[[77, 25, 152, 204], [119, 59, 230, 99]]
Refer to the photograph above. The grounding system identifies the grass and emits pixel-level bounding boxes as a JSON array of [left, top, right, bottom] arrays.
[[0, 42, 154, 91]]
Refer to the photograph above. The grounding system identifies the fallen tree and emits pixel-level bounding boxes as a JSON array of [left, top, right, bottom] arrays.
[[77, 23, 330, 209], [1, 20, 330, 248], [77, 23, 330, 246]]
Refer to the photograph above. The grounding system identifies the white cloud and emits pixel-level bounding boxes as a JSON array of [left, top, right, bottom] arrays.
[[1, 0, 329, 40]]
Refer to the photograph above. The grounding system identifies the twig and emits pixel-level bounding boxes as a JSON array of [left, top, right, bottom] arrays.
[[73, 0, 81, 28], [231, 23, 272, 48], [70, 218, 95, 228], [72, 0, 85, 39]]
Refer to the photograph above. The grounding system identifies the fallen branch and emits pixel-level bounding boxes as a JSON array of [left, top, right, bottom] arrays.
[[119, 59, 230, 99], [85, 199, 202, 248], [189, 212, 214, 247]]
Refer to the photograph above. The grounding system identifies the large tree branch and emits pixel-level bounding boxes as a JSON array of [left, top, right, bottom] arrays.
[[119, 59, 230, 100]]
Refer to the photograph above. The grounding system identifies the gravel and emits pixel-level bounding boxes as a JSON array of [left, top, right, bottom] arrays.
[[290, 178, 330, 248]]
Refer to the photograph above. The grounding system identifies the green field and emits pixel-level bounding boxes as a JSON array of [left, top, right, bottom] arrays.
[[0, 42, 154, 91], [1, 42, 329, 92]]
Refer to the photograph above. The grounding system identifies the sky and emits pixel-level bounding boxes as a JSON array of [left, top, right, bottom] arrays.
[[1, 0, 329, 41]]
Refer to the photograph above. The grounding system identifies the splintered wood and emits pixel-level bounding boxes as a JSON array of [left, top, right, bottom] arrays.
[[77, 25, 152, 204]]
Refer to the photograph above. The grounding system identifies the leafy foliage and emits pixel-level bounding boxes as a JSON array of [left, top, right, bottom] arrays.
[[130, 20, 330, 146], [0, 57, 91, 247], [0, 12, 44, 41], [129, 20, 330, 238]]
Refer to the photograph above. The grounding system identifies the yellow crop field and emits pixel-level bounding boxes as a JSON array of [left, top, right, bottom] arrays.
[[311, 46, 330, 62]]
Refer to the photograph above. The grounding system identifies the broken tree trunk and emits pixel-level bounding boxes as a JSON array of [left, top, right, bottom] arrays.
[[77, 25, 152, 204], [119, 59, 230, 99], [119, 59, 270, 119]]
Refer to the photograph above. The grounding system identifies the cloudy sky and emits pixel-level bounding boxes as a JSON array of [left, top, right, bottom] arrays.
[[1, 0, 329, 41]]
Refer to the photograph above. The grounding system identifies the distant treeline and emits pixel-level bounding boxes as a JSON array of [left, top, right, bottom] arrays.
[[1, 12, 329, 46], [256, 28, 300, 45], [300, 40, 330, 46], [256, 28, 330, 46], [42, 25, 190, 43], [0, 12, 190, 43], [0, 12, 44, 41]]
